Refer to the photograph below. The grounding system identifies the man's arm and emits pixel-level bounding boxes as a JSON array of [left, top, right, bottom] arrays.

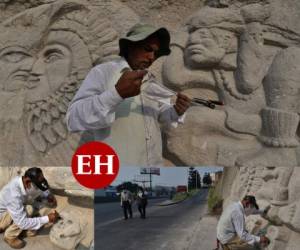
[[120, 193, 123, 206], [66, 67, 123, 132], [36, 190, 57, 208], [6, 196, 49, 231], [232, 212, 260, 245]]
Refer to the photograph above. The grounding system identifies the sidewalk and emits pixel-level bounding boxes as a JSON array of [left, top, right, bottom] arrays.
[[0, 229, 60, 250], [158, 198, 187, 206], [0, 230, 90, 250], [186, 214, 218, 250]]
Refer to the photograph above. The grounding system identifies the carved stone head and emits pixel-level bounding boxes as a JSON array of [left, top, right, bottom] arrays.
[[184, 6, 244, 69], [50, 211, 85, 250]]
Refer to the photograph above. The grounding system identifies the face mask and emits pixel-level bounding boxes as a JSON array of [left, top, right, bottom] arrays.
[[244, 206, 256, 216], [26, 183, 41, 199]]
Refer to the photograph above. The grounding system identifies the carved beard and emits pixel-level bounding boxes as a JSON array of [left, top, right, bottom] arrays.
[[26, 73, 80, 153]]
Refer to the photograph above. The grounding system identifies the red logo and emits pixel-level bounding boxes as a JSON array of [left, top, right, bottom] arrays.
[[71, 141, 119, 189]]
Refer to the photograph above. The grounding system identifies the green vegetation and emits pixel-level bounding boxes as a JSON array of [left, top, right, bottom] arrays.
[[207, 187, 223, 214], [172, 192, 189, 202], [172, 189, 200, 202], [188, 189, 201, 196]]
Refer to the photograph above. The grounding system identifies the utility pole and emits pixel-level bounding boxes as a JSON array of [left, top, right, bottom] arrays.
[[187, 167, 189, 193], [150, 172, 152, 196]]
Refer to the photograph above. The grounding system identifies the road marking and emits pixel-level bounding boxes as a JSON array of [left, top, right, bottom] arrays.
[[95, 204, 164, 229]]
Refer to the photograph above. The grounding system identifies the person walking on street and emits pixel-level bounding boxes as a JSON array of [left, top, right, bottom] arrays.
[[216, 195, 270, 250], [120, 187, 133, 220], [137, 187, 148, 219]]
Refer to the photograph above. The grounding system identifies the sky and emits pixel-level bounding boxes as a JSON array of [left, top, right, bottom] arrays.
[[109, 166, 223, 188]]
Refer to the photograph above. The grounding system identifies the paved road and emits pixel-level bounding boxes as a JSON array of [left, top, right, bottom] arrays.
[[95, 189, 211, 250]]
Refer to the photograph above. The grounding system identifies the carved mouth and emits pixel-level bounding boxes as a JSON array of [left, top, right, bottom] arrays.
[[187, 45, 206, 54]]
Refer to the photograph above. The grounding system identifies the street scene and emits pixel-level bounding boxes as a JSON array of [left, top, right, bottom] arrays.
[[95, 167, 223, 250]]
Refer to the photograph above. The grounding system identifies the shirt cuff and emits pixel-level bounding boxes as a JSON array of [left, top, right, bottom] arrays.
[[40, 215, 49, 224]]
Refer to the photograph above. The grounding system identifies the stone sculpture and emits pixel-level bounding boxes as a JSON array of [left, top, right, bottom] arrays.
[[162, 0, 300, 168], [50, 211, 86, 250], [218, 166, 300, 250], [0, 0, 138, 166]]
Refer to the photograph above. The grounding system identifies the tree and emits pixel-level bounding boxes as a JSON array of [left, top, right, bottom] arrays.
[[116, 181, 139, 193], [203, 172, 212, 187], [188, 167, 201, 190]]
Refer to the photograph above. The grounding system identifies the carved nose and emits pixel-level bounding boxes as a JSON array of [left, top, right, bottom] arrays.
[[30, 58, 45, 76]]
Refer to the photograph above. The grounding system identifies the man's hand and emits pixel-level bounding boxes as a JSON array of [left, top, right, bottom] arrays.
[[260, 235, 270, 247], [115, 70, 148, 98], [48, 210, 60, 223], [174, 93, 191, 116]]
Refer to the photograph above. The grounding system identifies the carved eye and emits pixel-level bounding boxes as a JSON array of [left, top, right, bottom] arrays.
[[0, 51, 30, 63], [44, 49, 64, 63]]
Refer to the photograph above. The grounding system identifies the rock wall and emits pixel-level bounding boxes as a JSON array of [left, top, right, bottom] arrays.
[[3, 0, 299, 169], [162, 0, 300, 169], [0, 0, 138, 166], [0, 0, 205, 166]]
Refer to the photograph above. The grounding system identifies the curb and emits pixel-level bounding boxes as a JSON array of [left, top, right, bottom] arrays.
[[157, 196, 188, 206]]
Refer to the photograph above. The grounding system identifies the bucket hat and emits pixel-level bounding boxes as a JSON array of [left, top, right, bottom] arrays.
[[119, 23, 171, 58]]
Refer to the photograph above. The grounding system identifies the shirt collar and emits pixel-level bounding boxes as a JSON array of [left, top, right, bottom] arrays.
[[18, 176, 27, 196], [238, 201, 245, 214], [119, 57, 131, 73]]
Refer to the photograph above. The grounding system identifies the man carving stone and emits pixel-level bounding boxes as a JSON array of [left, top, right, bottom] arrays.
[[0, 167, 59, 249], [217, 195, 270, 250], [67, 23, 191, 166]]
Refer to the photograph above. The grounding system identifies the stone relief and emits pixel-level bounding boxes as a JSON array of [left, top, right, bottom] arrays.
[[50, 211, 87, 250], [0, 0, 138, 166], [219, 166, 300, 250], [162, 0, 300, 168]]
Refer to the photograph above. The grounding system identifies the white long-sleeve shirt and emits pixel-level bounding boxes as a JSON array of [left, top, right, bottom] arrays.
[[0, 177, 49, 230], [120, 190, 133, 206], [217, 201, 260, 245], [66, 57, 184, 166]]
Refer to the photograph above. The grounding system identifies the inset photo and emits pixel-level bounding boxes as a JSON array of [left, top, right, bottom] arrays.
[[95, 166, 300, 250], [95, 166, 223, 250], [0, 167, 94, 250]]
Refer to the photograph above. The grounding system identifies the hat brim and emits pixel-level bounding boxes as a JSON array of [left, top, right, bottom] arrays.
[[34, 178, 49, 191], [119, 27, 171, 58]]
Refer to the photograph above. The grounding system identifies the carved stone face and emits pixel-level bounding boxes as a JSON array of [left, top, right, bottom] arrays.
[[50, 212, 83, 250], [55, 217, 81, 237], [0, 46, 35, 92], [185, 28, 226, 68], [0, 31, 72, 104], [184, 27, 237, 69], [26, 40, 72, 103]]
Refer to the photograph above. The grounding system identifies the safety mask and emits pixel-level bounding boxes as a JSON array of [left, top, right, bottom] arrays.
[[26, 182, 41, 200], [244, 206, 256, 216]]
